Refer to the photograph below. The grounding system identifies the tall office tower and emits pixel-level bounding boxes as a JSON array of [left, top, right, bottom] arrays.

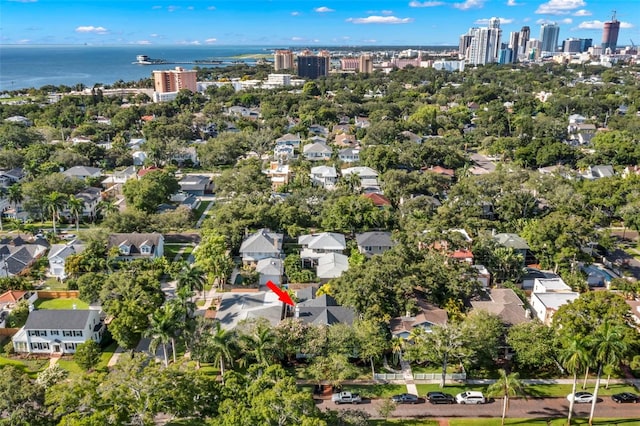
[[601, 12, 620, 53], [509, 31, 520, 62], [359, 54, 373, 73], [581, 38, 593, 52], [274, 50, 294, 71], [527, 39, 543, 60], [297, 53, 328, 79], [488, 17, 502, 62], [152, 67, 197, 93], [319, 50, 331, 75], [540, 22, 560, 53], [518, 26, 530, 57], [459, 30, 475, 59]]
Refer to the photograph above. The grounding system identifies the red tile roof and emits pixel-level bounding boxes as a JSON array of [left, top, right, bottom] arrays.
[[363, 193, 391, 207], [137, 166, 160, 177], [0, 290, 27, 304]]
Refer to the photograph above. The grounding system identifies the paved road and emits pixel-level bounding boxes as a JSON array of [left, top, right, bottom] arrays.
[[315, 397, 640, 420]]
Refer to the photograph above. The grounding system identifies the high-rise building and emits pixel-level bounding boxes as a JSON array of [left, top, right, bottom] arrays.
[[459, 31, 475, 59], [562, 38, 592, 53], [318, 50, 331, 76], [518, 26, 530, 58], [540, 22, 560, 53], [359, 54, 373, 73], [463, 17, 502, 65], [508, 31, 520, 63], [152, 67, 197, 93], [601, 13, 620, 53], [297, 52, 329, 79], [274, 50, 294, 71]]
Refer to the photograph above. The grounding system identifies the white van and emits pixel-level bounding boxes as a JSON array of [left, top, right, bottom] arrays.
[[455, 391, 486, 404]]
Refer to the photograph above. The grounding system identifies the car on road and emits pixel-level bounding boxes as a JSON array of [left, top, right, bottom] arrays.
[[391, 393, 420, 404], [456, 391, 486, 404], [331, 391, 362, 404], [426, 392, 455, 404], [611, 392, 640, 403], [567, 392, 594, 403]]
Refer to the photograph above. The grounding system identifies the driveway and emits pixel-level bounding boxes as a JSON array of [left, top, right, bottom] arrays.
[[315, 397, 640, 420]]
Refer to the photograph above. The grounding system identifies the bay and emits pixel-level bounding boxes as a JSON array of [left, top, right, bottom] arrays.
[[0, 45, 273, 92]]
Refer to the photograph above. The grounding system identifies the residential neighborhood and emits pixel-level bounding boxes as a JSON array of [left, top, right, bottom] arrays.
[[0, 41, 639, 426]]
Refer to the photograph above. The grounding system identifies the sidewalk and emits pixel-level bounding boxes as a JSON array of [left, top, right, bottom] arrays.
[[400, 359, 418, 395]]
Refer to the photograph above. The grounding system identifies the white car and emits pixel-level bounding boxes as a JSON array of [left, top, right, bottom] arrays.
[[567, 392, 594, 403]]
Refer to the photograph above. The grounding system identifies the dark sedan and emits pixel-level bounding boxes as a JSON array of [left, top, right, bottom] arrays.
[[426, 391, 455, 404], [612, 392, 640, 403], [391, 393, 420, 404]]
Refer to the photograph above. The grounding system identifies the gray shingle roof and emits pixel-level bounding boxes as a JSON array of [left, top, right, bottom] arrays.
[[24, 309, 92, 330], [239, 229, 283, 254], [356, 231, 393, 248], [107, 233, 162, 254]]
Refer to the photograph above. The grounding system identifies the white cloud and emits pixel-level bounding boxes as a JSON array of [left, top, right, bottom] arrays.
[[506, 0, 520, 5], [536, 18, 552, 24], [362, 39, 378, 43], [135, 40, 152, 45], [291, 36, 304, 41], [291, 11, 300, 16], [453, 0, 485, 10], [314, 6, 334, 13], [75, 26, 109, 34], [573, 9, 591, 16], [382, 10, 393, 15], [408, 1, 444, 7], [167, 5, 179, 12], [561, 18, 572, 24], [576, 20, 633, 30], [205, 38, 217, 43], [207, 6, 216, 10], [475, 17, 514, 25], [347, 15, 414, 24], [150, 33, 159, 37], [17, 39, 31, 44], [177, 40, 201, 45], [535, 0, 585, 15]]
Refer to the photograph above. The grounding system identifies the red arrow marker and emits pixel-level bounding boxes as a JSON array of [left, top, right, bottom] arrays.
[[266, 280, 294, 306]]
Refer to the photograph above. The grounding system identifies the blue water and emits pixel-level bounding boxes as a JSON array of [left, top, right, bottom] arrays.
[[0, 45, 273, 91]]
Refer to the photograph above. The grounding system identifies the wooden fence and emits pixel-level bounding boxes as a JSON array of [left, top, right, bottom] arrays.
[[37, 290, 80, 299]]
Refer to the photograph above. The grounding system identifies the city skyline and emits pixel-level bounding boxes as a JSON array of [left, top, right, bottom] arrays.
[[1, 0, 638, 47]]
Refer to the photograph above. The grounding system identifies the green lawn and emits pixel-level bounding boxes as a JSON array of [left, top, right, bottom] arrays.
[[193, 201, 212, 221], [164, 244, 186, 260], [34, 298, 88, 310], [370, 421, 440, 426], [0, 356, 48, 378], [449, 419, 640, 426], [41, 277, 68, 290], [96, 341, 118, 372], [57, 359, 85, 376]]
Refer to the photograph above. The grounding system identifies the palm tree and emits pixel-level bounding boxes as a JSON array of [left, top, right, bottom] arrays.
[[7, 183, 23, 211], [173, 285, 196, 323], [486, 369, 527, 426], [66, 195, 85, 233], [210, 321, 234, 383], [244, 322, 279, 367], [177, 265, 206, 298], [42, 191, 67, 234], [586, 322, 628, 426], [559, 336, 590, 425], [144, 304, 179, 367], [97, 199, 119, 218], [390, 336, 404, 366]]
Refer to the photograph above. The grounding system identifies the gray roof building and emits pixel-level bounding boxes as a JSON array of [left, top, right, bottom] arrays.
[[293, 292, 355, 326], [24, 309, 93, 330]]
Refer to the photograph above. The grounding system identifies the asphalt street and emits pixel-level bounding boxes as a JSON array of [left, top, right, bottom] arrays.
[[315, 397, 640, 420]]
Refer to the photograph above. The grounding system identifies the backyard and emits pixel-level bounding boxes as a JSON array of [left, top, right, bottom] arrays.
[[33, 298, 89, 310]]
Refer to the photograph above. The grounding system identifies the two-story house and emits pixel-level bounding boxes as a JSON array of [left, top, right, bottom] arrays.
[[239, 229, 283, 267], [310, 165, 338, 190], [303, 142, 332, 162], [298, 232, 346, 267], [12, 309, 104, 354], [530, 277, 579, 325], [48, 241, 86, 280], [62, 166, 102, 181], [355, 231, 395, 257], [107, 233, 164, 261]]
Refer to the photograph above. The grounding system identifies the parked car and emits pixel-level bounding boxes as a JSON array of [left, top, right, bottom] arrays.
[[456, 391, 486, 404], [611, 392, 640, 403], [567, 392, 594, 404], [427, 392, 455, 404], [391, 393, 419, 404], [331, 391, 362, 404]]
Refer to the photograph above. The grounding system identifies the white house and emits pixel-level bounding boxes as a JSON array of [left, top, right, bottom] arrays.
[[338, 147, 360, 163], [12, 309, 104, 354], [316, 252, 349, 281], [310, 165, 338, 189], [302, 142, 332, 161], [74, 187, 102, 219], [48, 242, 86, 280], [256, 258, 284, 286], [531, 292, 579, 325], [62, 166, 102, 180], [299, 232, 346, 266], [107, 233, 164, 261], [355, 231, 394, 257], [533, 278, 571, 293], [239, 229, 283, 266]]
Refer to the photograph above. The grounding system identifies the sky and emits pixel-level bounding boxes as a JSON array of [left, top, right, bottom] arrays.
[[1, 0, 639, 47]]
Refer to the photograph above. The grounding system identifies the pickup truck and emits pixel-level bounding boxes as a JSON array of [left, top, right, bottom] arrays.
[[331, 391, 362, 404]]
